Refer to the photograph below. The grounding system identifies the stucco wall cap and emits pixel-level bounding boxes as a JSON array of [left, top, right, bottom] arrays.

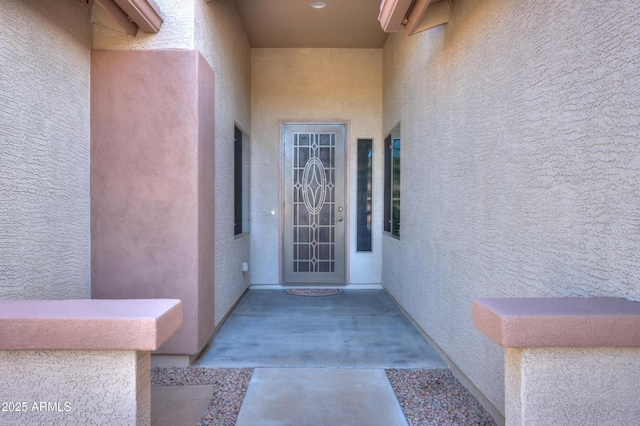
[[472, 297, 640, 348], [0, 299, 182, 351]]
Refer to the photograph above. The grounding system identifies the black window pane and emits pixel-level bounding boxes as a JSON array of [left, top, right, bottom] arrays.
[[383, 134, 392, 233], [234, 125, 243, 235], [357, 139, 373, 251], [392, 137, 401, 237]]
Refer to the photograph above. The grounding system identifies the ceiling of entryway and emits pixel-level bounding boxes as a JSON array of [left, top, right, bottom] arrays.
[[233, 0, 389, 48]]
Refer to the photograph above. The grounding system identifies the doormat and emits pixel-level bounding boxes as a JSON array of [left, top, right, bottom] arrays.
[[285, 288, 344, 297]]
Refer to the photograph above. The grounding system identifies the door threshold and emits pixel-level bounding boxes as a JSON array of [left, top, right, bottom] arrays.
[[249, 284, 383, 290], [283, 282, 347, 287]]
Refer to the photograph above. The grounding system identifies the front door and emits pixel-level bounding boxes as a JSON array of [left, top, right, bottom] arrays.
[[283, 123, 346, 284]]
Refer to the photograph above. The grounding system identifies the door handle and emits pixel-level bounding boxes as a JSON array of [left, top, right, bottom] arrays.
[[336, 216, 343, 222]]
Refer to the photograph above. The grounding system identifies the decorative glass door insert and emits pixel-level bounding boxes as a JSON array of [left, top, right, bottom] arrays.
[[283, 123, 346, 284]]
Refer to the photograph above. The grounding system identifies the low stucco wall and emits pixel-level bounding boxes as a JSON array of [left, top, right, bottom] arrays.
[[0, 0, 91, 299], [250, 48, 384, 285], [506, 347, 640, 425], [0, 350, 149, 426], [0, 298, 180, 424], [382, 0, 640, 415]]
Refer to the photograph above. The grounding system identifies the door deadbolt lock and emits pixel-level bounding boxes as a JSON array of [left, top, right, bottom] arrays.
[[338, 207, 343, 212]]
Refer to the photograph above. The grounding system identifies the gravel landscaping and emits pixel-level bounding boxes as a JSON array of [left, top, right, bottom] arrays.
[[386, 369, 496, 426], [151, 367, 253, 426], [152, 367, 496, 425]]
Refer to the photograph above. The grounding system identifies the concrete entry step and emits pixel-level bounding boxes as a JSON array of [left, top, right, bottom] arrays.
[[236, 368, 408, 426]]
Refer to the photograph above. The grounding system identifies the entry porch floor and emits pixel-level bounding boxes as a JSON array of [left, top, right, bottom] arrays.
[[151, 289, 495, 425]]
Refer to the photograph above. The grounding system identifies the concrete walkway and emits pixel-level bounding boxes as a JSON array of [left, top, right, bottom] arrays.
[[236, 368, 407, 426], [196, 289, 445, 369], [155, 288, 447, 425]]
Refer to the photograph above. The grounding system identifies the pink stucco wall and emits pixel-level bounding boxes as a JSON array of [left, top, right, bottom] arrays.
[[91, 49, 215, 355]]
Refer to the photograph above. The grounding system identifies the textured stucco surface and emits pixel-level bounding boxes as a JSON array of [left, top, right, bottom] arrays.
[[382, 0, 640, 415], [251, 48, 383, 285], [195, 0, 252, 326], [0, 0, 91, 299], [0, 350, 149, 425], [506, 347, 640, 425]]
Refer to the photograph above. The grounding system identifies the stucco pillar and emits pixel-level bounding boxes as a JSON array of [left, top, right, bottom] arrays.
[[0, 298, 181, 425], [91, 50, 215, 357], [505, 347, 640, 425], [0, 351, 149, 426], [473, 297, 640, 426]]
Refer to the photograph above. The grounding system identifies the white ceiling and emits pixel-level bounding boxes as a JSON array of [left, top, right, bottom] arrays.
[[233, 0, 389, 48]]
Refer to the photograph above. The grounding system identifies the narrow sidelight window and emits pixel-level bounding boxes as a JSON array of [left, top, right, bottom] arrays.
[[234, 125, 250, 236], [234, 125, 243, 235], [384, 134, 391, 234], [384, 125, 400, 238], [357, 139, 373, 251]]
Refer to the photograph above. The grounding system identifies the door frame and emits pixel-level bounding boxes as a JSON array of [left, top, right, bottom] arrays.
[[279, 120, 351, 285]]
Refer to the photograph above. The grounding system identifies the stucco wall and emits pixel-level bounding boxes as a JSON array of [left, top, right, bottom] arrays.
[[0, 0, 91, 299], [251, 48, 384, 285], [195, 0, 252, 325], [382, 0, 640, 415], [0, 350, 148, 425], [506, 347, 640, 425]]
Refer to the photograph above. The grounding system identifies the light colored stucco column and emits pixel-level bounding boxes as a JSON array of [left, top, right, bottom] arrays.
[[474, 297, 640, 426], [505, 347, 640, 425], [0, 299, 181, 426], [0, 350, 150, 426]]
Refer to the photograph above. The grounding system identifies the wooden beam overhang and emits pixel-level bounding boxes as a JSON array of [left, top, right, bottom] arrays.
[[94, 0, 163, 36], [403, 0, 450, 35], [378, 0, 414, 33], [94, 0, 138, 36], [378, 0, 450, 35], [113, 0, 163, 33]]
